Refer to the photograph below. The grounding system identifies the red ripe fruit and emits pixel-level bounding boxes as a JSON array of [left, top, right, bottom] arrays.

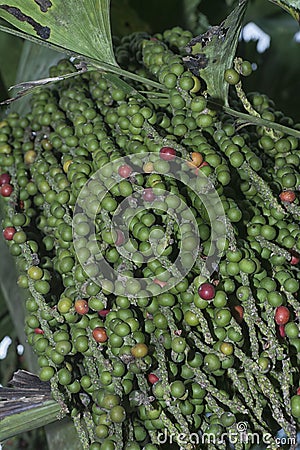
[[278, 324, 286, 338], [199, 161, 209, 168], [296, 387, 300, 395], [153, 278, 167, 288], [74, 299, 89, 315], [275, 306, 290, 325], [142, 188, 155, 202], [198, 282, 215, 300], [159, 146, 176, 161], [0, 183, 13, 197], [0, 173, 11, 185], [148, 373, 159, 384], [279, 190, 296, 203], [290, 253, 300, 265], [118, 164, 132, 178], [92, 327, 108, 343], [115, 229, 125, 246], [98, 309, 111, 318], [3, 226, 16, 240], [232, 305, 244, 323], [34, 327, 44, 334]]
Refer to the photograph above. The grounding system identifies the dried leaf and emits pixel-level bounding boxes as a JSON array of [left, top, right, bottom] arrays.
[[0, 63, 88, 105]]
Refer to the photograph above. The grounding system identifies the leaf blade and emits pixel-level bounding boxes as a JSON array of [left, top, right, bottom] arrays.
[[0, 0, 117, 64], [0, 371, 66, 442], [184, 0, 248, 105], [0, 400, 63, 441], [268, 0, 300, 22]]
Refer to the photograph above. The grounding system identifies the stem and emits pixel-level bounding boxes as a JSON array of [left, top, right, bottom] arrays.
[[234, 347, 293, 436], [150, 336, 192, 440], [50, 374, 69, 418], [280, 358, 294, 417], [92, 62, 167, 91], [256, 373, 295, 438], [225, 218, 237, 251], [83, 410, 96, 444], [262, 302, 279, 360], [243, 367, 273, 432], [255, 236, 291, 261], [83, 355, 101, 391], [189, 304, 214, 344], [73, 414, 90, 450], [189, 331, 227, 362], [191, 367, 248, 414], [233, 57, 279, 141], [239, 273, 263, 359], [143, 121, 189, 158], [241, 162, 286, 214], [209, 101, 300, 140], [227, 367, 257, 412], [283, 291, 300, 317], [284, 203, 300, 220], [114, 423, 123, 450]]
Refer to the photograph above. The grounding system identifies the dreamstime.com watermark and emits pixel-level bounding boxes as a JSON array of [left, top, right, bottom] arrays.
[[157, 422, 297, 446]]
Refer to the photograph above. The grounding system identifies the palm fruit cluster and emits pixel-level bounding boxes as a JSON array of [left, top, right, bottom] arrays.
[[0, 26, 300, 450]]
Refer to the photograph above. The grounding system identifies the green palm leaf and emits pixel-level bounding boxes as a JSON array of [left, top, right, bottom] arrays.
[[268, 0, 300, 22], [0, 371, 66, 442], [0, 0, 116, 64], [184, 0, 248, 106], [0, 0, 166, 104]]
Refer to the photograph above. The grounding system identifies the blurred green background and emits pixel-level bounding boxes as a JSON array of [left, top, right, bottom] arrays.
[[0, 0, 299, 448]]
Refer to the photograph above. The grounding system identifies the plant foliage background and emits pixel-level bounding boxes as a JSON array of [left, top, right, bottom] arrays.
[[0, 0, 299, 448]]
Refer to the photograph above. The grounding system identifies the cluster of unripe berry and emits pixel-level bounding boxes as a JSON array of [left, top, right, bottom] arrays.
[[0, 25, 300, 450]]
